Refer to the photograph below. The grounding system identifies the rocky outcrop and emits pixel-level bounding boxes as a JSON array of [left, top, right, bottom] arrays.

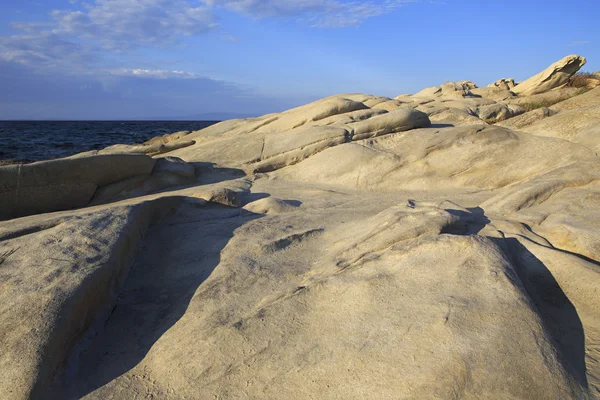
[[0, 155, 198, 219], [496, 107, 559, 130], [414, 80, 478, 98], [477, 103, 525, 122], [512, 54, 586, 96], [0, 155, 156, 220], [488, 78, 516, 90], [2, 55, 600, 400]]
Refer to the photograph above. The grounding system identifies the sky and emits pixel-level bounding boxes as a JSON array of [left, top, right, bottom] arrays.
[[0, 0, 598, 120]]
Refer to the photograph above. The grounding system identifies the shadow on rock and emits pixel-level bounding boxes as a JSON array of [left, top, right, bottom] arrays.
[[71, 202, 262, 398], [192, 162, 246, 185], [492, 237, 589, 389], [443, 206, 490, 235], [442, 205, 588, 388]]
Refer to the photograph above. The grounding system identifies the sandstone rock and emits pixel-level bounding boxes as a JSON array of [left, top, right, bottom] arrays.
[[0, 198, 183, 399], [496, 107, 559, 130], [251, 125, 350, 173], [348, 108, 431, 140], [208, 187, 242, 207], [512, 55, 586, 96], [242, 197, 300, 214], [414, 80, 478, 98], [427, 107, 485, 126], [143, 130, 192, 146], [273, 125, 596, 192], [152, 156, 196, 179], [2, 57, 600, 400], [470, 86, 517, 102], [488, 78, 516, 90], [97, 140, 196, 156], [477, 103, 525, 122], [0, 155, 156, 220], [370, 99, 406, 112], [252, 96, 368, 133], [550, 86, 600, 110], [90, 157, 197, 205], [518, 105, 600, 144], [507, 86, 583, 108]]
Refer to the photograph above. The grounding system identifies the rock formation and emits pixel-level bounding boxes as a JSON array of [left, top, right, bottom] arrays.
[[488, 78, 516, 90], [512, 54, 586, 96], [1, 55, 599, 400]]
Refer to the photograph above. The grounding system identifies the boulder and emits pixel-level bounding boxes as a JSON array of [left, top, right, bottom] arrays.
[[90, 157, 197, 205], [0, 155, 156, 220], [496, 107, 559, 130], [512, 55, 586, 96], [414, 81, 478, 98], [477, 103, 525, 122], [242, 197, 301, 214], [143, 130, 192, 146], [152, 157, 196, 179], [470, 87, 517, 102], [550, 86, 600, 111], [348, 109, 431, 140], [488, 78, 516, 90]]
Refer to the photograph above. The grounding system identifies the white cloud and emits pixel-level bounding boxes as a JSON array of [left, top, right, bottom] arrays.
[[569, 40, 590, 46], [1, 0, 425, 68], [12, 0, 216, 52], [0, 32, 94, 70], [205, 0, 419, 27], [0, 0, 428, 78], [110, 68, 199, 79]]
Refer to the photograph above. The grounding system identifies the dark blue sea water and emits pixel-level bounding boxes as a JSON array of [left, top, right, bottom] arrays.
[[0, 121, 219, 163]]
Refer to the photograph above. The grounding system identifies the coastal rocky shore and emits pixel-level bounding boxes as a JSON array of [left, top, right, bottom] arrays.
[[1, 55, 600, 399]]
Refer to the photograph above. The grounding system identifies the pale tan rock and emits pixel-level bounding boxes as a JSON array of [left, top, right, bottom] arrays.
[[152, 156, 195, 179], [348, 108, 431, 140], [2, 57, 600, 400], [470, 86, 517, 102], [312, 108, 387, 126], [370, 99, 406, 112], [252, 96, 368, 133], [0, 198, 182, 399], [251, 125, 350, 173], [507, 87, 583, 108], [518, 105, 600, 144], [90, 157, 197, 205], [488, 78, 516, 90], [512, 55, 586, 96], [550, 86, 600, 110], [242, 197, 300, 214], [414, 80, 478, 98], [427, 107, 486, 126], [496, 107, 559, 130], [68, 201, 588, 399], [477, 103, 525, 122], [98, 140, 196, 156], [0, 155, 156, 220], [273, 125, 596, 192], [361, 96, 391, 108], [143, 130, 192, 146]]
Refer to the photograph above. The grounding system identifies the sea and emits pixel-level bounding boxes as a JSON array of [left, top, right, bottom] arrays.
[[0, 120, 219, 163]]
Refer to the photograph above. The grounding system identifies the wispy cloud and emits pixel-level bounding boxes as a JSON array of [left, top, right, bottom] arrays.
[[0, 0, 219, 75], [205, 0, 420, 27], [0, 0, 432, 118], [110, 68, 200, 79], [569, 40, 590, 46], [47, 0, 215, 50], [1, 0, 426, 68]]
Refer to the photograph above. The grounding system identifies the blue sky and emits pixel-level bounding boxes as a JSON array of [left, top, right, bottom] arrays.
[[0, 0, 598, 119]]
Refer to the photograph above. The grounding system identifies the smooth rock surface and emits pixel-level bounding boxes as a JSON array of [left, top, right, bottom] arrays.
[[1, 55, 600, 400], [512, 54, 586, 96]]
